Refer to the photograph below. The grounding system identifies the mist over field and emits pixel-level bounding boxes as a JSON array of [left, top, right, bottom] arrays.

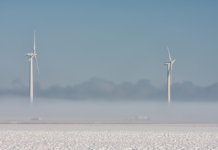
[[1, 78, 217, 124], [0, 98, 217, 124]]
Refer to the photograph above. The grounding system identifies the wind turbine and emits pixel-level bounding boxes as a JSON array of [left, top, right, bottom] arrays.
[[26, 31, 39, 103], [164, 47, 176, 104]]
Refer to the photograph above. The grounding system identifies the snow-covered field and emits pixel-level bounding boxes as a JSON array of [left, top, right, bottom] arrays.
[[0, 124, 218, 150]]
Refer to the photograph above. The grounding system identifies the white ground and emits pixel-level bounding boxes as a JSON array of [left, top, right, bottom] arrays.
[[0, 124, 218, 150]]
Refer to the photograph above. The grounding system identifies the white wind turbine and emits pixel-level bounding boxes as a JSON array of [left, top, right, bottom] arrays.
[[26, 31, 39, 103], [164, 47, 176, 104]]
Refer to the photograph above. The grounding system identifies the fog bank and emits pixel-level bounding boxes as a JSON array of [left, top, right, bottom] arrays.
[[0, 98, 217, 123]]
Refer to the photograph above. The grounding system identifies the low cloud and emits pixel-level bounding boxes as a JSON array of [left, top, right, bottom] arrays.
[[0, 77, 218, 101]]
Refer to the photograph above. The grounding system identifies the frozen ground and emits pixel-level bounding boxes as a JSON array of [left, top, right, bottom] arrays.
[[0, 124, 218, 150]]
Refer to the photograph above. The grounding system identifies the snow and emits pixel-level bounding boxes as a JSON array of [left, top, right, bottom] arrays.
[[0, 124, 218, 150]]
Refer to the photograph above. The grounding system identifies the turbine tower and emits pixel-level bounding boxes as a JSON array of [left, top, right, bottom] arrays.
[[26, 31, 39, 103], [164, 47, 176, 104]]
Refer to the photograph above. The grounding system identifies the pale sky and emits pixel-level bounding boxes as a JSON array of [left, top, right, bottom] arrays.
[[0, 0, 218, 89]]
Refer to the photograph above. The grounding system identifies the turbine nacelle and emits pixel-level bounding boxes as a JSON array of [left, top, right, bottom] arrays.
[[167, 47, 176, 65], [171, 59, 176, 65], [26, 53, 36, 57]]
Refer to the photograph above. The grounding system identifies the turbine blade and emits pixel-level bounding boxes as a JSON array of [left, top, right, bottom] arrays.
[[171, 64, 173, 81], [34, 56, 40, 75], [171, 63, 173, 72], [33, 31, 36, 53], [34, 56, 40, 89], [167, 46, 172, 61], [34, 55, 40, 96]]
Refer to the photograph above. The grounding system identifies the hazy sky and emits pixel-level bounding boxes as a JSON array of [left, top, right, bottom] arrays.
[[0, 0, 218, 89]]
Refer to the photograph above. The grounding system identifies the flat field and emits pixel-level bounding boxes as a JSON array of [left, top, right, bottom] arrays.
[[0, 124, 218, 150]]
